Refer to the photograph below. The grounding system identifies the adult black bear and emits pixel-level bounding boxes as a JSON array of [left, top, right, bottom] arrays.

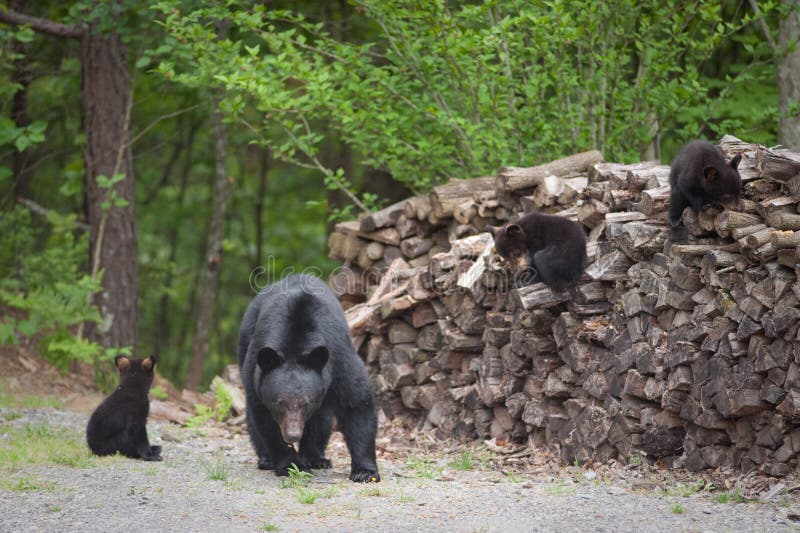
[[490, 212, 587, 291], [238, 274, 380, 482], [86, 355, 162, 461], [668, 140, 742, 227]]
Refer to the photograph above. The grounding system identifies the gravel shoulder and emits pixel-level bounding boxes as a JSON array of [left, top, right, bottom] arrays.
[[1, 407, 798, 533]]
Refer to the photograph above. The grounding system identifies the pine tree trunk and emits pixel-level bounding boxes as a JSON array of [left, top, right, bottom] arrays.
[[81, 25, 138, 349], [185, 102, 231, 390]]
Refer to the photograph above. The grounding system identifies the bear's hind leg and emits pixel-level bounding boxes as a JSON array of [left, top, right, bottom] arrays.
[[299, 406, 333, 469]]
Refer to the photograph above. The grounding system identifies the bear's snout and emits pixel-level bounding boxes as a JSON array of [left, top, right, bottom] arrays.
[[280, 413, 305, 444]]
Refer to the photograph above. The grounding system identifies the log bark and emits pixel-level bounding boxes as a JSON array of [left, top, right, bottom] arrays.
[[496, 150, 604, 192]]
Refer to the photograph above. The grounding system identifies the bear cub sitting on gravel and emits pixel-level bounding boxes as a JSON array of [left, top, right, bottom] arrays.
[[668, 140, 742, 227], [86, 355, 162, 461], [238, 274, 380, 482], [490, 212, 588, 291]]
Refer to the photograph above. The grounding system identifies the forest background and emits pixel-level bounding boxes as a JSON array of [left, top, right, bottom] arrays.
[[0, 0, 797, 391]]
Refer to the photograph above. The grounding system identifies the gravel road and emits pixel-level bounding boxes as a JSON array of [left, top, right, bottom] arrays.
[[1, 407, 798, 533]]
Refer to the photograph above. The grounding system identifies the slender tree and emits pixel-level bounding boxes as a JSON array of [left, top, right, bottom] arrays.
[[0, 5, 138, 349], [184, 98, 231, 390], [778, 0, 800, 150]]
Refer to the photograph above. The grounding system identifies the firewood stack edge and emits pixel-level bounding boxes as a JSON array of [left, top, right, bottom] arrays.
[[328, 135, 800, 475]]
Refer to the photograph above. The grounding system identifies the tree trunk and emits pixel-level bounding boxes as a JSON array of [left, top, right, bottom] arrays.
[[81, 24, 138, 349], [11, 23, 31, 200], [255, 148, 269, 267], [185, 102, 231, 390], [778, 0, 800, 150], [153, 119, 201, 362]]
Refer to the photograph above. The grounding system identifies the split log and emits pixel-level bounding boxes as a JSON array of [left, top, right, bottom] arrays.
[[767, 211, 800, 231], [730, 223, 767, 240], [512, 283, 571, 310], [635, 185, 670, 215], [576, 199, 609, 228], [453, 200, 478, 224], [756, 147, 800, 182], [430, 177, 495, 218], [714, 211, 763, 238], [404, 195, 432, 221], [359, 200, 405, 233], [770, 230, 800, 249], [742, 227, 774, 249], [605, 212, 648, 224], [496, 150, 604, 192]]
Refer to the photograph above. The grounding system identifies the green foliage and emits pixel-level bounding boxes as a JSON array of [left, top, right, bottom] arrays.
[[185, 383, 234, 427], [204, 458, 228, 481], [405, 454, 443, 479], [155, 0, 779, 190], [280, 463, 313, 489], [671, 503, 685, 514]]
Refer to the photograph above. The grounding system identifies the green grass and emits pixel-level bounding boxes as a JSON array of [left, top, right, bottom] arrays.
[[406, 454, 443, 479], [296, 486, 320, 504], [0, 391, 63, 410], [504, 471, 524, 484], [671, 503, 685, 514], [712, 488, 750, 504], [398, 493, 415, 503], [666, 480, 715, 497], [359, 485, 383, 497], [204, 458, 228, 481], [280, 464, 313, 489], [1, 476, 56, 492], [150, 385, 168, 400], [260, 523, 278, 531], [545, 479, 576, 495], [47, 505, 62, 513], [449, 451, 478, 471], [2, 410, 22, 421], [0, 423, 97, 471], [714, 492, 732, 504]]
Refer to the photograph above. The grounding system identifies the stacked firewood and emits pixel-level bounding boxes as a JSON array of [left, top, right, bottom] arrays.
[[330, 136, 800, 476]]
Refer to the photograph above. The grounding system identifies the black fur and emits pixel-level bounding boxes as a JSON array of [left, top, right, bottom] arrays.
[[490, 212, 587, 291], [668, 140, 742, 227], [86, 356, 162, 461], [237, 274, 380, 482]]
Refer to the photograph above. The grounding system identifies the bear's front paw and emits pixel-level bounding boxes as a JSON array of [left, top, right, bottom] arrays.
[[305, 457, 332, 469], [350, 468, 380, 483], [257, 457, 273, 470], [274, 460, 311, 477], [150, 445, 162, 455], [142, 453, 163, 462]]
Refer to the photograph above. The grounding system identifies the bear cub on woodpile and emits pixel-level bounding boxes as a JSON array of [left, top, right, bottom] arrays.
[[238, 274, 380, 482], [490, 211, 587, 291], [668, 140, 742, 227], [86, 355, 162, 461]]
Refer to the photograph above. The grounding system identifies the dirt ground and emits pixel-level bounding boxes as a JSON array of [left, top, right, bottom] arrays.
[[1, 348, 800, 532]]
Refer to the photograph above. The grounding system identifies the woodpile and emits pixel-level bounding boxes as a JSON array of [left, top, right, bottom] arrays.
[[331, 135, 800, 476]]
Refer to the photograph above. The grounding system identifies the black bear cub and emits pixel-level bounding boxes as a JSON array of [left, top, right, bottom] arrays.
[[490, 211, 587, 291], [668, 140, 742, 227], [86, 355, 162, 461], [238, 274, 380, 482]]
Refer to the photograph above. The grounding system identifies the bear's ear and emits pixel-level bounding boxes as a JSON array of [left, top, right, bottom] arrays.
[[257, 347, 283, 374], [114, 355, 130, 372], [141, 356, 157, 372], [486, 225, 500, 237], [703, 165, 719, 182], [306, 346, 329, 373], [730, 154, 742, 170], [505, 224, 524, 239]]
